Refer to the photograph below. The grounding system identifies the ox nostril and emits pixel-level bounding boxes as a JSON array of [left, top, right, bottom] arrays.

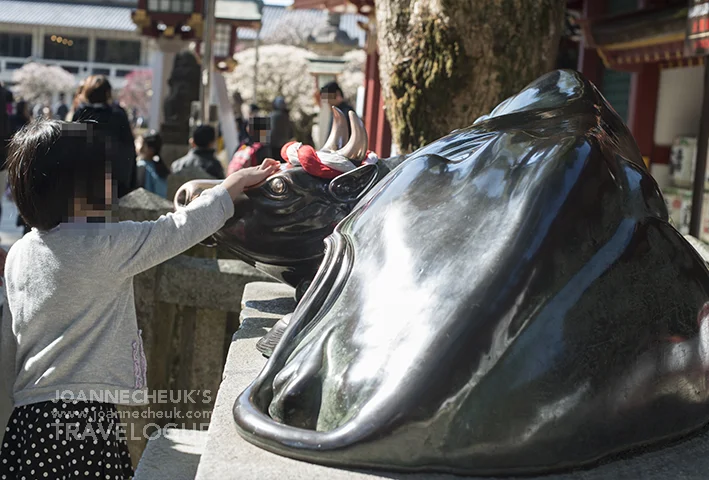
[[175, 189, 188, 209]]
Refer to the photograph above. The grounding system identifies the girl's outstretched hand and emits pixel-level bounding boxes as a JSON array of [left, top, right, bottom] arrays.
[[239, 158, 282, 188], [222, 159, 282, 201]]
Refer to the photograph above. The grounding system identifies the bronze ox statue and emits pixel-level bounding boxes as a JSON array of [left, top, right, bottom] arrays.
[[174, 109, 406, 300], [230, 70, 709, 475]]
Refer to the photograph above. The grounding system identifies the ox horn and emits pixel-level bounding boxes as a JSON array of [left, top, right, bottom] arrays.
[[174, 179, 222, 209], [336, 111, 368, 163], [320, 107, 349, 152]]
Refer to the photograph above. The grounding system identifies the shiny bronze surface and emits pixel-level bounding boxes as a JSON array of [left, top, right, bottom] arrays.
[[232, 70, 709, 475]]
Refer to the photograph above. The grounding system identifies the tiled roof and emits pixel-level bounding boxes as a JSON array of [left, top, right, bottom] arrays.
[[0, 1, 138, 32], [237, 5, 366, 48]]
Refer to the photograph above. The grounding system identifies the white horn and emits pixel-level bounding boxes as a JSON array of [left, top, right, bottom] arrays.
[[320, 107, 348, 153], [336, 111, 368, 163], [174, 179, 222, 209]]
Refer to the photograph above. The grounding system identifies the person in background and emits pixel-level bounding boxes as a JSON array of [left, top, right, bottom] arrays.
[[233, 91, 249, 146], [0, 83, 8, 227], [67, 81, 85, 121], [320, 81, 355, 136], [31, 102, 43, 120], [0, 119, 281, 479], [4, 88, 12, 117], [269, 96, 294, 161], [9, 101, 30, 137], [53, 93, 68, 120], [72, 75, 137, 198], [0, 83, 8, 166], [227, 117, 272, 175], [248, 104, 261, 121], [136, 130, 169, 198], [9, 100, 33, 235], [171, 124, 225, 179]]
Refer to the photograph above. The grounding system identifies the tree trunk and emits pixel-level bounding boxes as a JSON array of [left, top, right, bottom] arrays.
[[375, 0, 565, 153]]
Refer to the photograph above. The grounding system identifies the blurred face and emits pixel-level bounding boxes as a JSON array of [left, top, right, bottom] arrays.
[[321, 91, 342, 106], [257, 128, 270, 144], [135, 137, 154, 157], [70, 173, 113, 222]]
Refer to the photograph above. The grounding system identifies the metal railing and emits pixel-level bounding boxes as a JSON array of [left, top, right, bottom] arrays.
[[0, 55, 150, 81]]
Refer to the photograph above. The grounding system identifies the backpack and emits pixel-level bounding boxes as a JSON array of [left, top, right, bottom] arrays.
[[228, 143, 263, 176]]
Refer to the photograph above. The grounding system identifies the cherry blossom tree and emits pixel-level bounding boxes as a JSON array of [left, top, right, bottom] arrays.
[[226, 44, 365, 144], [118, 70, 153, 123], [12, 63, 76, 104], [227, 45, 316, 143], [339, 49, 366, 104]]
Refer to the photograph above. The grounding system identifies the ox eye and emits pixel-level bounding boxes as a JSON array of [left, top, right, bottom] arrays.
[[268, 177, 288, 196]]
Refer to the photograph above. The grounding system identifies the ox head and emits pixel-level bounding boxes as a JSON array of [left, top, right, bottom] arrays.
[[174, 108, 385, 295], [233, 70, 709, 475]]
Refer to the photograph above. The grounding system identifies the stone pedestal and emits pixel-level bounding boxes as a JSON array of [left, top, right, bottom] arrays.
[[162, 143, 191, 167], [118, 188, 174, 222], [149, 38, 188, 131], [193, 282, 709, 480]]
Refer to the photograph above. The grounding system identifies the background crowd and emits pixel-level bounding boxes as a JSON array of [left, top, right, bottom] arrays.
[[0, 76, 355, 216]]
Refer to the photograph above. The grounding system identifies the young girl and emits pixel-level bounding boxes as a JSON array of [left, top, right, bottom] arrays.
[[0, 119, 280, 479], [135, 130, 169, 198]]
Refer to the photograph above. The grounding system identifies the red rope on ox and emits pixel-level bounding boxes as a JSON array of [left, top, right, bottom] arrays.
[[280, 141, 343, 179], [296, 145, 342, 179], [280, 142, 297, 164]]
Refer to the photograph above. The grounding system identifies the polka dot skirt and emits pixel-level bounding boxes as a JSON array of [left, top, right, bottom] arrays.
[[0, 400, 133, 480]]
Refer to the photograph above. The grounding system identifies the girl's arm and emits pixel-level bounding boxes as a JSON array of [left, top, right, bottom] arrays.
[[110, 159, 280, 277]]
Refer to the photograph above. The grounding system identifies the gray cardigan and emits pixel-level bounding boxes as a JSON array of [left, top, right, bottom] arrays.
[[0, 185, 234, 407]]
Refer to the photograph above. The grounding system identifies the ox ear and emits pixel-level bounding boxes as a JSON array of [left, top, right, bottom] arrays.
[[328, 164, 379, 203]]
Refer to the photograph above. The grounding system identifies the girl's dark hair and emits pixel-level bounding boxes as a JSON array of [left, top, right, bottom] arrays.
[[142, 130, 169, 179], [7, 119, 110, 231]]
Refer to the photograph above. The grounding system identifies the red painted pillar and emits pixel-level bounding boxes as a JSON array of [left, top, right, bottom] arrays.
[[627, 63, 660, 161], [228, 25, 237, 57], [374, 94, 391, 158], [363, 49, 380, 151], [577, 0, 606, 87]]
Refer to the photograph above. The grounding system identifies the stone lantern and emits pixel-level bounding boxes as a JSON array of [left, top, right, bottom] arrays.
[[132, 0, 260, 132]]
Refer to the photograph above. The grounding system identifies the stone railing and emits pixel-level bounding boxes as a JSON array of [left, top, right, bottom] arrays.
[[117, 189, 277, 467]]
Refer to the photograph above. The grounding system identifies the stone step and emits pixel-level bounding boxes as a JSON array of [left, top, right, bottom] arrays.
[[134, 428, 207, 480]]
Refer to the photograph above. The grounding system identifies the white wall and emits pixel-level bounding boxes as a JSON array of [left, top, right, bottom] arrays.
[[654, 65, 705, 146]]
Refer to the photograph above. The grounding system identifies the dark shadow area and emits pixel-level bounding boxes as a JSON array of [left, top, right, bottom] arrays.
[[234, 316, 280, 340], [245, 297, 296, 316]]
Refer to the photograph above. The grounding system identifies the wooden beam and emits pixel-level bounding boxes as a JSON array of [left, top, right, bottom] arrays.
[[627, 63, 660, 158], [363, 50, 380, 153], [577, 0, 607, 87]]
